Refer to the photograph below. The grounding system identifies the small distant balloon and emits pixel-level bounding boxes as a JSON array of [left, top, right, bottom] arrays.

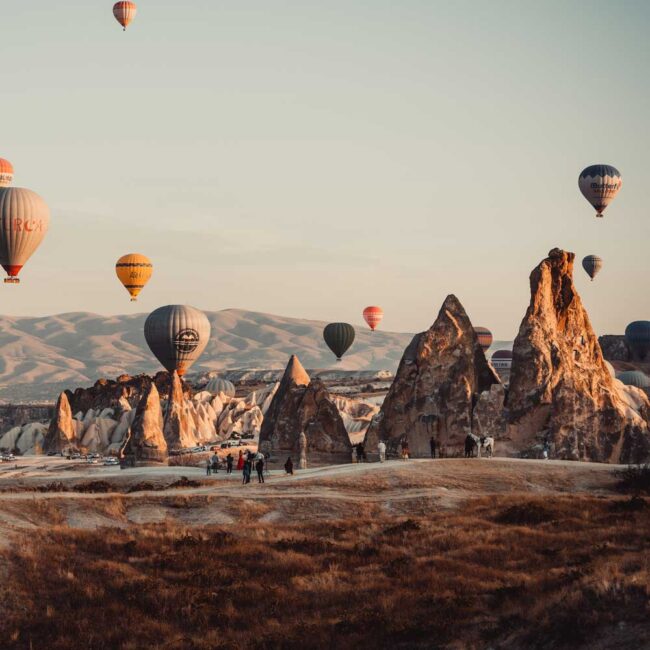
[[0, 187, 50, 284], [0, 159, 14, 187], [474, 326, 493, 352], [144, 305, 211, 376], [582, 255, 603, 281], [115, 253, 153, 301], [323, 323, 355, 361], [363, 306, 384, 332], [113, 1, 137, 30], [578, 164, 622, 218]]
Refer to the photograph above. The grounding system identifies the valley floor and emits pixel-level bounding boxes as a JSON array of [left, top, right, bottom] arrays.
[[0, 459, 648, 649]]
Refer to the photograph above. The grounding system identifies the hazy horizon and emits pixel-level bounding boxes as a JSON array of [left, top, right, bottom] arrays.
[[2, 1, 649, 339]]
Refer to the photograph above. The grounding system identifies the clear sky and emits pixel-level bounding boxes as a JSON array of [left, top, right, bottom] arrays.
[[1, 0, 649, 339]]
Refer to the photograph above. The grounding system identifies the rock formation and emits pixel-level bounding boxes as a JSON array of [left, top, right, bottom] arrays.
[[163, 371, 197, 451], [599, 335, 632, 363], [259, 355, 351, 460], [122, 380, 167, 463], [364, 294, 500, 457], [506, 248, 650, 463], [43, 392, 77, 453]]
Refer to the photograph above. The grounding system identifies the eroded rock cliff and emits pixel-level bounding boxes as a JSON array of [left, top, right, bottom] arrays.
[[259, 355, 351, 459], [364, 294, 500, 457], [506, 248, 650, 463]]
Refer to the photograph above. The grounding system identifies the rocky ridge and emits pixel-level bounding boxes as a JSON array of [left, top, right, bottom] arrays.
[[259, 355, 352, 459], [364, 294, 500, 457]]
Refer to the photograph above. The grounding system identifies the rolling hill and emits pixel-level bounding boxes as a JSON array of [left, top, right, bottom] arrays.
[[0, 310, 413, 401]]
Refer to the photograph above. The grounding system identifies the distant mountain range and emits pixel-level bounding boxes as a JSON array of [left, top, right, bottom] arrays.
[[0, 309, 512, 402]]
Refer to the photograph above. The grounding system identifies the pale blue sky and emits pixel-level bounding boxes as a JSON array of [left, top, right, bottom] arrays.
[[2, 1, 649, 338]]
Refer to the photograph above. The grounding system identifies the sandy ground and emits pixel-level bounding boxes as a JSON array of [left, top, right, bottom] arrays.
[[0, 457, 628, 544]]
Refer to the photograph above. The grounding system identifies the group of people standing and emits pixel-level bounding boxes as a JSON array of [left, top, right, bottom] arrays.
[[236, 449, 267, 484], [205, 447, 298, 484]]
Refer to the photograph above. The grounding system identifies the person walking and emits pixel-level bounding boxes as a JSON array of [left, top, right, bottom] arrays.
[[429, 436, 436, 459], [236, 449, 244, 471], [400, 437, 410, 460], [378, 440, 386, 463], [226, 453, 234, 474], [206, 458, 212, 476], [256, 456, 265, 483], [284, 457, 294, 475], [211, 453, 219, 473]]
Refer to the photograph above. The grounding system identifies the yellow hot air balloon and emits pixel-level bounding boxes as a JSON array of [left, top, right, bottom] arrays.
[[115, 253, 152, 301]]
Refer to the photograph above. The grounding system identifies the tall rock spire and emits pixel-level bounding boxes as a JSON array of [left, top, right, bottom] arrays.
[[44, 392, 77, 453], [364, 294, 500, 457], [507, 248, 649, 463], [259, 355, 350, 459]]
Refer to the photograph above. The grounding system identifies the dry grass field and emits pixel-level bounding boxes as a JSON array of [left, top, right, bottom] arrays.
[[0, 460, 648, 650]]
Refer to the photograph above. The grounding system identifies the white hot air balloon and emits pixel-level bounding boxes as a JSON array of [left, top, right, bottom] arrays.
[[0, 187, 50, 283]]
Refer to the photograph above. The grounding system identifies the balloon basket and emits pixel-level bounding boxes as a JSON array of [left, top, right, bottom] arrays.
[[4, 277, 19, 284], [130, 298, 137, 302]]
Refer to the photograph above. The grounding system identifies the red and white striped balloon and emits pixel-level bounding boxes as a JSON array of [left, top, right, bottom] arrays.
[[113, 1, 137, 31], [363, 306, 384, 332]]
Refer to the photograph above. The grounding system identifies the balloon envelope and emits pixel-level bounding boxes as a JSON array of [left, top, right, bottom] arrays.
[[363, 306, 384, 331], [323, 323, 355, 360], [0, 159, 13, 187], [582, 255, 603, 281], [474, 326, 493, 352], [116, 253, 153, 301], [0, 187, 50, 282], [578, 164, 622, 217], [625, 321, 650, 360], [113, 1, 137, 29], [144, 305, 211, 376]]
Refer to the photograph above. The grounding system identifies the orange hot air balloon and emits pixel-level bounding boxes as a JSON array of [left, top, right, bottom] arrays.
[[0, 159, 13, 188], [113, 1, 137, 31], [115, 253, 153, 301], [363, 306, 384, 332]]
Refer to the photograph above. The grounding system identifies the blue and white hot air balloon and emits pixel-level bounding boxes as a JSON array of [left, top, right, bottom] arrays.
[[578, 164, 622, 218]]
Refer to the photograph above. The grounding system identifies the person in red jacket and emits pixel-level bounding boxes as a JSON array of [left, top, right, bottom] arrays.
[[236, 449, 244, 471]]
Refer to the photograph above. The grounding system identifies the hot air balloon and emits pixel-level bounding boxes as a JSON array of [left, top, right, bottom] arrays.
[[578, 164, 622, 218], [115, 253, 153, 301], [617, 370, 650, 389], [113, 1, 137, 30], [491, 349, 512, 370], [474, 326, 493, 352], [323, 323, 355, 361], [144, 305, 211, 376], [582, 255, 602, 281], [625, 321, 650, 361], [0, 159, 13, 187], [363, 306, 383, 332], [0, 187, 50, 284]]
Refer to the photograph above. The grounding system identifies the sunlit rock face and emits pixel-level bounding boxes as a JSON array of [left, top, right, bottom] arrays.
[[259, 355, 351, 459], [43, 392, 77, 453], [506, 248, 650, 463], [122, 380, 167, 463], [364, 294, 500, 458]]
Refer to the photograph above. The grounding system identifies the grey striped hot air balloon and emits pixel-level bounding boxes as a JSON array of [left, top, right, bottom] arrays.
[[144, 305, 211, 376], [0, 187, 50, 283], [578, 164, 622, 218], [323, 323, 355, 361], [582, 255, 603, 281]]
